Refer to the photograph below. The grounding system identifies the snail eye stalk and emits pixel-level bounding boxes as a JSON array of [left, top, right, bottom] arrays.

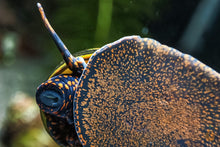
[[37, 3, 86, 75]]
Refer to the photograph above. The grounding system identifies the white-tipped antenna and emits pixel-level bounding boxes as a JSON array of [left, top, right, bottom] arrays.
[[37, 2, 81, 72]]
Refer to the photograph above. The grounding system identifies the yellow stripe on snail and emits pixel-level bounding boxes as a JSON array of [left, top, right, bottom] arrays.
[[49, 49, 99, 78]]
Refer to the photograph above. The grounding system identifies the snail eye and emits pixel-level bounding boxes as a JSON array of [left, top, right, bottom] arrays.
[[36, 74, 80, 146], [36, 74, 78, 118], [38, 90, 61, 107]]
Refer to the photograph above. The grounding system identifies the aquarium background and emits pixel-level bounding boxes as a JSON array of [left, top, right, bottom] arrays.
[[0, 0, 219, 146]]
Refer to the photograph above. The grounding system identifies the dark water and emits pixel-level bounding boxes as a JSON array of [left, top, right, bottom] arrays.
[[0, 58, 51, 126]]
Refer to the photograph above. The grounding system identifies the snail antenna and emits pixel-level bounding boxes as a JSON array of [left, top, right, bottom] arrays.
[[37, 3, 86, 74]]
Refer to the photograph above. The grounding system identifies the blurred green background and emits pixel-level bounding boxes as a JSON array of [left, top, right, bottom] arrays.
[[0, 0, 220, 146]]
